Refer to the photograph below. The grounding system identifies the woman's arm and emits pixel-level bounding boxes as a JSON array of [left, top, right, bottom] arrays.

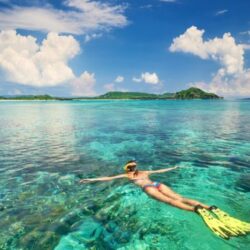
[[79, 174, 126, 183], [147, 166, 179, 174]]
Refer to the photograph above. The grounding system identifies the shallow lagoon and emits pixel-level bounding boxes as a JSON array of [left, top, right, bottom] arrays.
[[0, 100, 249, 249]]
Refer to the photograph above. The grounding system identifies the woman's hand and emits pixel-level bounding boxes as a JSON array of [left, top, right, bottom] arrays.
[[79, 179, 94, 184]]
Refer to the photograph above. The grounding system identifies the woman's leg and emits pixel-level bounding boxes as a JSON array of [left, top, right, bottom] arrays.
[[181, 198, 210, 209], [144, 187, 194, 212], [158, 184, 210, 209]]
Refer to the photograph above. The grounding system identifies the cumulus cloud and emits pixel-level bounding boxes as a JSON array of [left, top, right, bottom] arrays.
[[142, 72, 160, 84], [114, 75, 124, 83], [0, 30, 80, 86], [133, 72, 160, 84], [191, 70, 250, 97], [169, 26, 244, 75], [71, 71, 96, 96], [170, 26, 250, 97], [0, 0, 128, 35]]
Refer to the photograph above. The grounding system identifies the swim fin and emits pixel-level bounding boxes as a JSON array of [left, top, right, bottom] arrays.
[[210, 206, 250, 235], [194, 205, 240, 239]]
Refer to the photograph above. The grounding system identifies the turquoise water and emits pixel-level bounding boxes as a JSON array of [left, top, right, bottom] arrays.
[[0, 100, 249, 250]]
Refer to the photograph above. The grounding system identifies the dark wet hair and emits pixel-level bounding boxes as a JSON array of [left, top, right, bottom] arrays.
[[126, 160, 136, 164], [124, 160, 137, 172]]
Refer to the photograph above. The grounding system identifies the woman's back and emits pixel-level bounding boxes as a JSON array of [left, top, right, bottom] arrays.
[[127, 171, 152, 187]]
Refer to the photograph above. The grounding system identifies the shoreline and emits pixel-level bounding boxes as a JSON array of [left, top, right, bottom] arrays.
[[0, 98, 226, 102]]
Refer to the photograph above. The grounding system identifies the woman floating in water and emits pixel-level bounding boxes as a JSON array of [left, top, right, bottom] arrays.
[[80, 160, 250, 239]]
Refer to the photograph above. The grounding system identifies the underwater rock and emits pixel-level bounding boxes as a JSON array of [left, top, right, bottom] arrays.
[[36, 171, 54, 184], [49, 222, 70, 235], [24, 214, 48, 228], [55, 218, 103, 249], [18, 191, 35, 201], [20, 229, 59, 250], [118, 239, 149, 250], [103, 221, 131, 245], [9, 221, 25, 236], [105, 221, 117, 233], [0, 203, 5, 211], [37, 231, 60, 250], [70, 219, 88, 231], [20, 230, 42, 248], [58, 175, 76, 186], [81, 201, 99, 215], [77, 218, 103, 243], [59, 208, 84, 226], [236, 174, 250, 192], [95, 210, 109, 222], [49, 206, 65, 218], [55, 235, 87, 250]]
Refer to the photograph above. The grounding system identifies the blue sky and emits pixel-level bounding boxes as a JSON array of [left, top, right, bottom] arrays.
[[0, 0, 250, 97]]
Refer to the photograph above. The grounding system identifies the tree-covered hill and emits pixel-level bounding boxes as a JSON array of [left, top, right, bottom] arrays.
[[0, 95, 55, 100], [174, 87, 221, 99], [97, 91, 175, 99], [96, 88, 222, 99], [0, 88, 222, 100]]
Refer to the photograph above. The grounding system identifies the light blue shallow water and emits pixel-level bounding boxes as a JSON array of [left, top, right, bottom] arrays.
[[0, 100, 249, 250]]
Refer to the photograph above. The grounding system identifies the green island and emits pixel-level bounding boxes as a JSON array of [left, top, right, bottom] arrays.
[[0, 87, 222, 100]]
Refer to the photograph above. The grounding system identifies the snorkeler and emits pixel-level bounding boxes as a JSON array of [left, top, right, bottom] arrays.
[[81, 160, 209, 211], [80, 160, 250, 239]]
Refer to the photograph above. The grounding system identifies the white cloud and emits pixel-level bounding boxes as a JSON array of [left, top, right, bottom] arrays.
[[140, 4, 153, 9], [114, 75, 124, 83], [142, 72, 160, 84], [170, 26, 208, 59], [84, 33, 102, 43], [240, 31, 250, 36], [71, 71, 96, 96], [132, 77, 142, 83], [170, 26, 250, 97], [160, 0, 177, 3], [104, 83, 115, 92], [103, 75, 125, 92], [169, 26, 244, 75], [0, 30, 80, 86], [8, 88, 22, 95], [215, 9, 228, 16], [191, 70, 250, 97], [104, 83, 128, 92], [0, 0, 128, 35], [133, 72, 160, 84], [242, 44, 250, 50]]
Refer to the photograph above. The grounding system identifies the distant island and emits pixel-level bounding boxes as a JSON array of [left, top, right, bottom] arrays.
[[0, 87, 222, 100]]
